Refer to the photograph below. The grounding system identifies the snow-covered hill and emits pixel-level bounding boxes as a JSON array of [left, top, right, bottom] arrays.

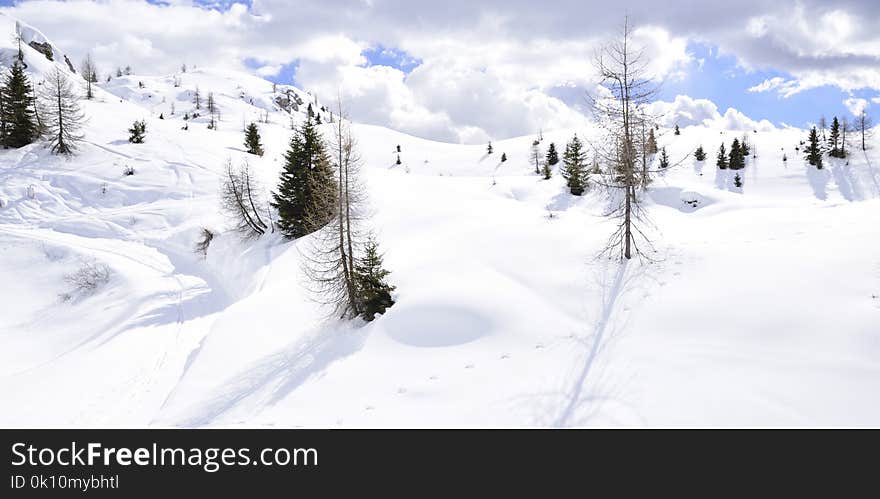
[[1, 15, 879, 427]]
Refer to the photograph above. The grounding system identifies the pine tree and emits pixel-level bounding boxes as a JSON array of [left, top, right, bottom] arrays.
[[561, 134, 587, 195], [1, 61, 38, 148], [805, 127, 823, 168], [828, 116, 844, 158], [541, 160, 552, 179], [729, 138, 744, 170], [659, 147, 669, 168], [128, 120, 146, 143], [354, 237, 396, 321], [545, 142, 559, 165], [487, 141, 493, 154], [646, 128, 658, 154], [740, 135, 750, 157], [674, 124, 680, 135], [39, 68, 85, 155], [716, 143, 728, 169], [500, 152, 506, 162], [192, 86, 201, 109], [396, 154, 401, 165], [530, 140, 542, 174], [244, 122, 263, 156], [272, 114, 336, 238], [734, 172, 743, 188], [694, 145, 706, 161]]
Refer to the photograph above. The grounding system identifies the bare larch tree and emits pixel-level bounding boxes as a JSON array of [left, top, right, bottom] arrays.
[[221, 158, 269, 238], [40, 68, 85, 155], [589, 17, 660, 260], [301, 97, 367, 319]]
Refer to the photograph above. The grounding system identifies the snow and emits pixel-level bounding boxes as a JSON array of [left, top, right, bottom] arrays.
[[1, 18, 879, 427]]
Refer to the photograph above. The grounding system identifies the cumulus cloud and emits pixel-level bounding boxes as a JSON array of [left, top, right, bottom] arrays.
[[843, 97, 869, 116], [2, 0, 877, 141], [645, 95, 773, 131]]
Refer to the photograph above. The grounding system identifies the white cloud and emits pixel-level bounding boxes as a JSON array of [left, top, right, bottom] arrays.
[[645, 95, 774, 131], [843, 97, 869, 116], [3, 0, 878, 141]]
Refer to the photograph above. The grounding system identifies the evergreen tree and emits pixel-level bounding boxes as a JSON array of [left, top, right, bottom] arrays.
[[734, 172, 743, 188], [192, 86, 201, 109], [396, 144, 401, 153], [487, 141, 493, 154], [694, 145, 706, 161], [729, 138, 745, 170], [128, 120, 146, 143], [674, 124, 680, 135], [659, 147, 669, 168], [545, 142, 559, 165], [716, 143, 728, 169], [244, 122, 264, 156], [500, 152, 506, 162], [396, 154, 401, 165], [561, 134, 587, 195], [272, 114, 336, 238], [805, 127, 823, 168], [828, 116, 844, 158], [1, 61, 38, 148], [646, 128, 658, 154], [354, 237, 396, 321], [39, 68, 85, 155]]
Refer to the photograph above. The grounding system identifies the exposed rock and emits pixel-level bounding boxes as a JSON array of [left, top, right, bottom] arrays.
[[28, 40, 53, 61]]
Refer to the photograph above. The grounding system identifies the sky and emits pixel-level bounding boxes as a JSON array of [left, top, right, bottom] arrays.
[[1, 0, 878, 143]]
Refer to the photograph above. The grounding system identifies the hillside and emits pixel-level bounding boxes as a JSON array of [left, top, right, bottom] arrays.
[[1, 16, 879, 427]]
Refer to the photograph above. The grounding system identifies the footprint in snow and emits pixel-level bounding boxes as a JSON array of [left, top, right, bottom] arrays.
[[673, 271, 681, 276], [397, 387, 407, 394], [535, 343, 544, 349], [464, 364, 474, 369], [500, 354, 510, 360], [365, 405, 375, 411], [429, 375, 438, 381]]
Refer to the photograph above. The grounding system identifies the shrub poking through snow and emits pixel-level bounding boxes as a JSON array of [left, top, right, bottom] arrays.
[[694, 145, 706, 161], [61, 261, 111, 301], [123, 165, 135, 176], [194, 228, 214, 257]]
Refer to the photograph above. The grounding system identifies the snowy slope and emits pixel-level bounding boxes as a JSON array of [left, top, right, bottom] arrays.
[[1, 17, 879, 427]]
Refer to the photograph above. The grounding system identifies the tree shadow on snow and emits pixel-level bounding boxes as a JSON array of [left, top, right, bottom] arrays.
[[519, 260, 656, 427], [805, 165, 831, 201], [163, 322, 369, 427]]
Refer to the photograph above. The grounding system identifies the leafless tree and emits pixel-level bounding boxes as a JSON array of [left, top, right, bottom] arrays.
[[39, 68, 86, 155], [857, 110, 873, 152], [80, 53, 98, 99], [300, 97, 367, 319], [220, 158, 269, 238], [588, 17, 661, 261], [530, 140, 543, 174]]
